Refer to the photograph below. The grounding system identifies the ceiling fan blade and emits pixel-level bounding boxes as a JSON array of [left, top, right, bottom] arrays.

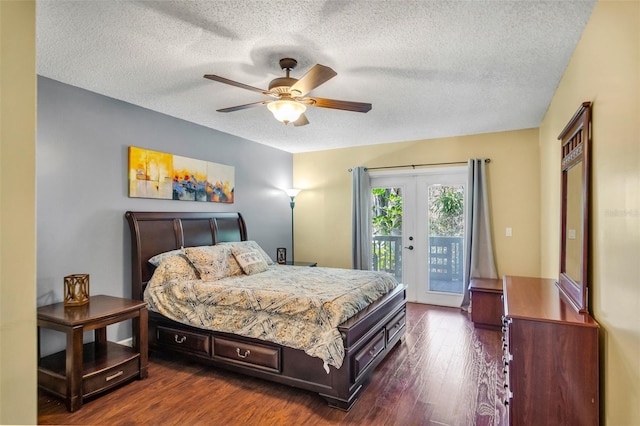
[[308, 97, 372, 113], [290, 64, 337, 96], [293, 113, 309, 127], [217, 101, 268, 113], [204, 74, 270, 95]]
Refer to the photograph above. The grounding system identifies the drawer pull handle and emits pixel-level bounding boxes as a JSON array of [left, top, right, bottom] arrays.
[[106, 370, 124, 382], [236, 348, 250, 359], [369, 345, 382, 357], [175, 335, 186, 344]]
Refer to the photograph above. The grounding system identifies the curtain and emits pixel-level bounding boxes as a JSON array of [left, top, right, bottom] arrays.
[[461, 159, 498, 310], [351, 166, 371, 270]]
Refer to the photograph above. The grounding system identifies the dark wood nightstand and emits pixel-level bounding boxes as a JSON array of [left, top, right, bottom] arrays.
[[37, 295, 148, 412], [284, 261, 317, 266], [469, 278, 503, 329]]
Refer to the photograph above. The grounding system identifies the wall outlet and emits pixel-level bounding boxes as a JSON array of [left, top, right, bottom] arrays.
[[506, 227, 512, 237]]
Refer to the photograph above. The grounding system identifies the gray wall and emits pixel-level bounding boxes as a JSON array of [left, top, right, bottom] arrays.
[[37, 77, 293, 349]]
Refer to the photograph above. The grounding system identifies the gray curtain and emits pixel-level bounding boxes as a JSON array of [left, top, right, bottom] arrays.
[[461, 159, 498, 310], [351, 167, 371, 270]]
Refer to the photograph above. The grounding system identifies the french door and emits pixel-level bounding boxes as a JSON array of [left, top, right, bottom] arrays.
[[370, 167, 466, 307]]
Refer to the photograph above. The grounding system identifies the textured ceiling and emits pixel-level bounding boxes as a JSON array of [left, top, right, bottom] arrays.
[[36, 0, 596, 153]]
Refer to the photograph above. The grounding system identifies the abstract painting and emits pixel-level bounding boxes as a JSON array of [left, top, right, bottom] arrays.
[[128, 146, 234, 203]]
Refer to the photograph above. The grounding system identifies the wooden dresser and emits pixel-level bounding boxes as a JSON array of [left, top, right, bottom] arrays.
[[502, 276, 599, 426]]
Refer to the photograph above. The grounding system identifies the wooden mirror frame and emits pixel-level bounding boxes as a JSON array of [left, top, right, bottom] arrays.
[[557, 101, 591, 313]]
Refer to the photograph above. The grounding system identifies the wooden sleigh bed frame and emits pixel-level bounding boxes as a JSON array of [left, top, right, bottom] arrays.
[[126, 211, 406, 410]]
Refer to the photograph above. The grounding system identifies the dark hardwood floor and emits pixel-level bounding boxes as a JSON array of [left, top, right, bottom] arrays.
[[39, 303, 507, 425]]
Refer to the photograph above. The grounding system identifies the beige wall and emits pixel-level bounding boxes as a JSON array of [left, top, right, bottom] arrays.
[[0, 1, 37, 424], [539, 1, 640, 424], [294, 128, 541, 278]]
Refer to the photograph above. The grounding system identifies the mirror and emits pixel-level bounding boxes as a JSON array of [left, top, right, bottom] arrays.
[[558, 102, 591, 313], [564, 161, 583, 284]]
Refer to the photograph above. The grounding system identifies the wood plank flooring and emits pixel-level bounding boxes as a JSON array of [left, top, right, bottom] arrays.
[[38, 303, 507, 425]]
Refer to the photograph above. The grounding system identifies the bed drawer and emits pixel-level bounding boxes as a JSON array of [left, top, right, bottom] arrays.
[[213, 336, 280, 373], [157, 326, 211, 356], [385, 309, 406, 343], [353, 330, 385, 381]]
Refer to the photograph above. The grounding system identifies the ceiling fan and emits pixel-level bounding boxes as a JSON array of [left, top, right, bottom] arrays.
[[204, 58, 372, 126]]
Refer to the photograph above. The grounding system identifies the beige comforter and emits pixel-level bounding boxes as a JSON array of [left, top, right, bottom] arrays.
[[144, 260, 399, 370]]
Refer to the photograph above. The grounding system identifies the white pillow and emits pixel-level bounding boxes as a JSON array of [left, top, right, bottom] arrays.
[[232, 248, 269, 275]]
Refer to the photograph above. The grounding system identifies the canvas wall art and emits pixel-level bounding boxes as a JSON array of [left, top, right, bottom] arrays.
[[128, 146, 234, 203]]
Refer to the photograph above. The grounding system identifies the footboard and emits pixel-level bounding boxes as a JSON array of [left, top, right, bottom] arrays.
[[323, 283, 407, 409], [147, 284, 407, 411]]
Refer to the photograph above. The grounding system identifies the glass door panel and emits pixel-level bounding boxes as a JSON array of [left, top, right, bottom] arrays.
[[427, 184, 465, 294], [371, 187, 403, 283]]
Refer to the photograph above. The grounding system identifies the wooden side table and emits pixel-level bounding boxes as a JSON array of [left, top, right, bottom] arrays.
[[469, 278, 503, 329], [37, 295, 148, 412]]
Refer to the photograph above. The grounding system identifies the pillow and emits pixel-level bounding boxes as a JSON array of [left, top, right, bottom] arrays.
[[182, 245, 242, 281], [148, 249, 183, 266], [153, 254, 200, 282], [231, 247, 269, 275], [218, 241, 275, 265]]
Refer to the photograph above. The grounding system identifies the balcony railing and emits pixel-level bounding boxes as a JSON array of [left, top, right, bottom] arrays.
[[428, 236, 463, 282], [372, 235, 463, 292], [372, 235, 403, 280]]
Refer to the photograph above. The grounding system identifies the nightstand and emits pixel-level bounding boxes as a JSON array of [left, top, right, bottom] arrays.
[[469, 278, 503, 329], [285, 261, 317, 266], [37, 295, 148, 412]]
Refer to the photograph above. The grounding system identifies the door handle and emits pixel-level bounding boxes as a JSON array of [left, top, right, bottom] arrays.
[[404, 245, 414, 250]]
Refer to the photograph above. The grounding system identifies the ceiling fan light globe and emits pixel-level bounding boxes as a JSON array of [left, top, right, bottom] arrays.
[[267, 100, 306, 125]]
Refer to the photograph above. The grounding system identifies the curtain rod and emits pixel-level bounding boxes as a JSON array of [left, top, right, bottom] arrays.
[[348, 158, 490, 172]]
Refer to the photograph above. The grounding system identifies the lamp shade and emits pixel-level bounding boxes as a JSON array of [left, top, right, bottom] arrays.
[[284, 188, 301, 198], [267, 101, 306, 124]]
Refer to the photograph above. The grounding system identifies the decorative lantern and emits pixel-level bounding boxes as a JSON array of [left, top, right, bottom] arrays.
[[63, 274, 90, 306]]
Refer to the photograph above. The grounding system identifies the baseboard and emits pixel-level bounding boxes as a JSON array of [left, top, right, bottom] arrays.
[[118, 337, 133, 347]]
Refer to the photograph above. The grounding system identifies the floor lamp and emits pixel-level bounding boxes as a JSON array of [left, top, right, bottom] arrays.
[[284, 188, 301, 264]]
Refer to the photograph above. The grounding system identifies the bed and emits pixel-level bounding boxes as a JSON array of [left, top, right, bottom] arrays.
[[126, 211, 406, 410]]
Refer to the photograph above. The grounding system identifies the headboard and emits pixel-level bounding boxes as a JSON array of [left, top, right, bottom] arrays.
[[125, 211, 247, 300]]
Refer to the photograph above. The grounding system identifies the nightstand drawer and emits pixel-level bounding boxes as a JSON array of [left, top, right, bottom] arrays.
[[213, 336, 280, 373], [83, 355, 140, 397], [157, 325, 211, 355]]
